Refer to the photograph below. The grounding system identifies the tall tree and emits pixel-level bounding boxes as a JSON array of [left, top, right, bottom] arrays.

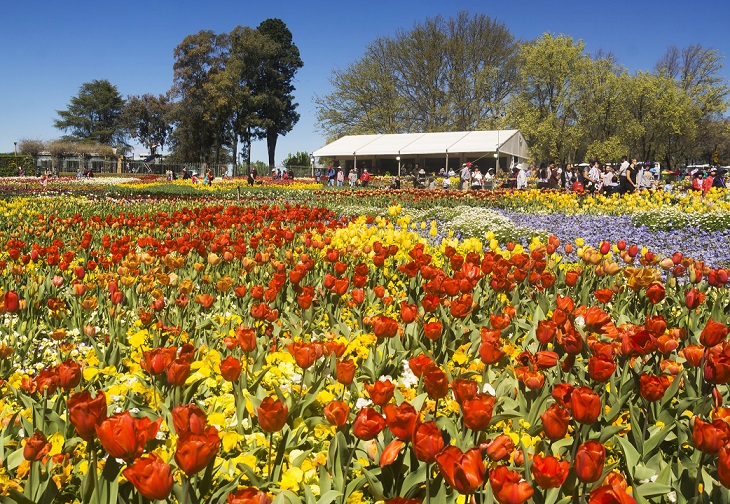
[[315, 12, 517, 138], [622, 72, 695, 164], [655, 44, 729, 166], [315, 41, 403, 140], [54, 79, 126, 146], [574, 54, 631, 162], [119, 94, 173, 154], [255, 19, 303, 168], [214, 26, 274, 174], [170, 30, 229, 163], [506, 34, 589, 163]]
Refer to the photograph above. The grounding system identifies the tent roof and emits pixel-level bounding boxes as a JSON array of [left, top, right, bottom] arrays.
[[313, 130, 525, 158]]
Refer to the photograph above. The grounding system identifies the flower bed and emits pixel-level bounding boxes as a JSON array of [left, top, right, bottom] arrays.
[[0, 192, 729, 504]]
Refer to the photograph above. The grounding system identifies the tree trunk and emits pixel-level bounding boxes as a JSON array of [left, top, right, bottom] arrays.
[[232, 136, 238, 178], [246, 125, 252, 176], [267, 129, 278, 169]]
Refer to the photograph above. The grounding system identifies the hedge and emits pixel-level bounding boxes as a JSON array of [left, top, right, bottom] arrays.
[[0, 154, 33, 177]]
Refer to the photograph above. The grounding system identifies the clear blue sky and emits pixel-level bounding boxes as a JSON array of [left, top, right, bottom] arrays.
[[1, 0, 728, 164]]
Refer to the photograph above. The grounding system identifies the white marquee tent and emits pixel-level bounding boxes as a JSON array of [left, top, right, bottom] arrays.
[[312, 130, 529, 175]]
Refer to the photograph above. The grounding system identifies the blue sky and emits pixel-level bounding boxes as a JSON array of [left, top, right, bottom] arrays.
[[1, 0, 728, 164]]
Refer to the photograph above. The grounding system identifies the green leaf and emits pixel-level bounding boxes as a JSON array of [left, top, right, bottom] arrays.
[[316, 490, 343, 504]]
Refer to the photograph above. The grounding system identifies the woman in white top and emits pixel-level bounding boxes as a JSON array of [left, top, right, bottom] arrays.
[[471, 168, 483, 190]]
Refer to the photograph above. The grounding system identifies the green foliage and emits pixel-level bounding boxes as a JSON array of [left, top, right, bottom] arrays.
[[506, 33, 589, 164], [54, 79, 126, 146], [0, 154, 33, 176], [119, 94, 173, 152], [283, 152, 311, 168], [171, 20, 302, 166], [315, 11, 517, 139]]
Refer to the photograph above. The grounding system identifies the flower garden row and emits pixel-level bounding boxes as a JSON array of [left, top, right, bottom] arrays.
[[0, 189, 729, 504]]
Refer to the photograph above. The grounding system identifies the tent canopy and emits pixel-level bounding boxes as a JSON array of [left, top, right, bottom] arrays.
[[313, 130, 529, 161]]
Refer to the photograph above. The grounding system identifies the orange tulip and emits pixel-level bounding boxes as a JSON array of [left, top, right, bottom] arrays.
[[23, 431, 51, 462], [575, 441, 606, 483], [531, 454, 570, 489], [435, 446, 485, 494], [68, 390, 107, 442], [490, 465, 534, 504], [96, 412, 161, 463], [257, 397, 288, 433], [412, 421, 444, 464], [123, 453, 174, 501]]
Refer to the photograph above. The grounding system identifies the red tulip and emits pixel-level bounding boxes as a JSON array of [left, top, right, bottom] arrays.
[[408, 354, 435, 377], [353, 407, 386, 441], [588, 356, 617, 383], [531, 453, 570, 489], [692, 417, 730, 455], [323, 400, 350, 427], [175, 424, 221, 475], [462, 393, 496, 431], [166, 357, 191, 386], [421, 293, 441, 312], [379, 439, 405, 467], [383, 401, 418, 441], [423, 366, 449, 399], [479, 338, 505, 365], [140, 347, 177, 376], [412, 421, 444, 464], [645, 282, 665, 304], [372, 315, 400, 339], [681, 344, 705, 367], [220, 356, 242, 382], [588, 484, 637, 504], [227, 487, 272, 504], [235, 326, 257, 353], [3, 291, 19, 313], [423, 321, 443, 340], [400, 302, 418, 324], [638, 373, 671, 402], [490, 465, 534, 504], [705, 351, 730, 384], [336, 359, 356, 385], [287, 342, 318, 369], [449, 294, 473, 318], [700, 318, 728, 348], [570, 386, 601, 424], [685, 288, 706, 309], [594, 289, 614, 304], [257, 397, 288, 433], [365, 379, 395, 406], [719, 445, 730, 488], [123, 453, 174, 501], [172, 404, 208, 436], [486, 434, 514, 461], [541, 404, 571, 441], [58, 360, 82, 390], [23, 431, 51, 462], [96, 412, 161, 463], [575, 441, 606, 483], [435, 446, 486, 494], [451, 378, 479, 404], [68, 390, 107, 442]]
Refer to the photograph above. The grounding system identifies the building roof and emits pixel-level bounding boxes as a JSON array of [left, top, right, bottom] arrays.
[[313, 130, 528, 159]]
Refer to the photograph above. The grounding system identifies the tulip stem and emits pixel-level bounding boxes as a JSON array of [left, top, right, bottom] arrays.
[[425, 463, 430, 504], [695, 453, 704, 499], [183, 475, 190, 504], [268, 431, 274, 483]]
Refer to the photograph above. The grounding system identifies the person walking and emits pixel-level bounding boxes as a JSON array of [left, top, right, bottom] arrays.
[[336, 166, 344, 186], [460, 163, 472, 190], [516, 163, 527, 190]]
